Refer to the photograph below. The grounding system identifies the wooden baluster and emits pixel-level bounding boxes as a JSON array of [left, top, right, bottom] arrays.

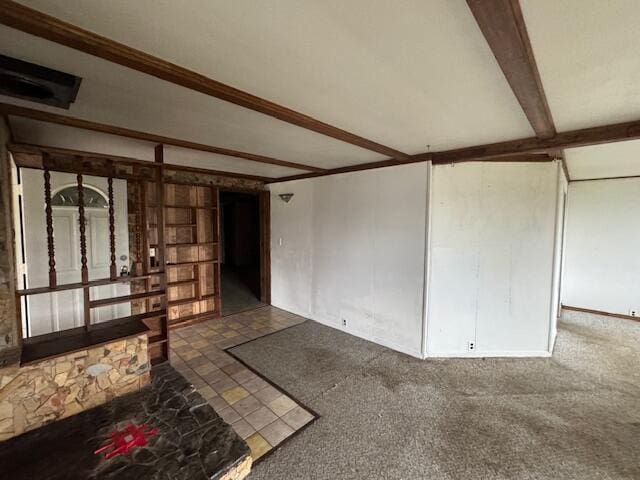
[[43, 166, 57, 287], [77, 164, 91, 329], [108, 176, 117, 280], [77, 171, 88, 284]]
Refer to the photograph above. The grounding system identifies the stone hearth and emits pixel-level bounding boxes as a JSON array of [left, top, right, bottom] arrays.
[[0, 363, 251, 479]]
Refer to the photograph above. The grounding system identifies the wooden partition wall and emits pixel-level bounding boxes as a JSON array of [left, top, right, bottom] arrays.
[[14, 153, 170, 365], [154, 182, 221, 328], [11, 144, 269, 366]]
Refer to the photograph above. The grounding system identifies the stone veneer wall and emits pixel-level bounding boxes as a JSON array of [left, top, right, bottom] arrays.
[[0, 118, 18, 358], [0, 334, 150, 441], [164, 168, 264, 191]]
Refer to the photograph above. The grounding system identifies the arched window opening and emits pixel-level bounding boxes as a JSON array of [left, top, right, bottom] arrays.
[[51, 185, 108, 208]]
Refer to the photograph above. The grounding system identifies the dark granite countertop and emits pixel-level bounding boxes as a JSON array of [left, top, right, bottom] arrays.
[[0, 364, 250, 480]]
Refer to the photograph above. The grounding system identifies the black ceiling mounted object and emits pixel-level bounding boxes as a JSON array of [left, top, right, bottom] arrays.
[[0, 55, 82, 109]]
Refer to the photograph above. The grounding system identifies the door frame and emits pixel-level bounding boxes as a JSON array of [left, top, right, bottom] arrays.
[[218, 187, 271, 307]]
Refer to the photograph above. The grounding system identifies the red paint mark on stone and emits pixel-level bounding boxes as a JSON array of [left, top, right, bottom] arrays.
[[94, 423, 157, 459]]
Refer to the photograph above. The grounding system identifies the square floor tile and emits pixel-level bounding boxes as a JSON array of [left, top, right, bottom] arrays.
[[245, 406, 279, 431], [232, 395, 262, 417], [219, 406, 241, 424], [231, 368, 256, 384], [254, 386, 282, 405], [211, 355, 236, 368], [231, 419, 256, 440], [221, 362, 245, 376], [179, 350, 201, 361], [201, 369, 229, 385], [245, 433, 271, 460], [207, 395, 228, 411], [211, 377, 239, 394], [221, 386, 250, 405], [193, 362, 217, 376], [267, 395, 297, 417], [259, 419, 295, 446], [241, 376, 270, 393], [281, 406, 314, 430], [198, 386, 217, 400]]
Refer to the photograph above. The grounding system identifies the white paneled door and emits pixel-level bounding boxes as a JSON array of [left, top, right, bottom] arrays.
[[21, 170, 130, 337]]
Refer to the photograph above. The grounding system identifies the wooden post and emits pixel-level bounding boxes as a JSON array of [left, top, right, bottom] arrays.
[[141, 180, 150, 275], [259, 190, 271, 304], [134, 177, 143, 277], [43, 165, 56, 287], [155, 144, 168, 361], [214, 187, 222, 315]]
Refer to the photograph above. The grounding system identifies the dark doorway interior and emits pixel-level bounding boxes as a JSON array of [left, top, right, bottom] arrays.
[[220, 191, 264, 316]]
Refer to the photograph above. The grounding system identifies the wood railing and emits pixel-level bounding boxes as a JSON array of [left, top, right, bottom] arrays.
[[13, 148, 169, 364]]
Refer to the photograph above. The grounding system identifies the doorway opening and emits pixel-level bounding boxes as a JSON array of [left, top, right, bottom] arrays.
[[220, 191, 265, 316]]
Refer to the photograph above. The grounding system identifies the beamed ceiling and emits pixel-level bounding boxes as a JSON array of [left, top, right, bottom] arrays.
[[1, 0, 640, 181]]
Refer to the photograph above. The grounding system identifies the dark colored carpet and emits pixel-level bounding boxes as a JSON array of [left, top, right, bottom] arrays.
[[230, 311, 640, 479], [221, 267, 265, 317]]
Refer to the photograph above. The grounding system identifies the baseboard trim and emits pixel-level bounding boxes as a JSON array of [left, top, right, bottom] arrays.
[[562, 305, 640, 323], [424, 350, 551, 358]]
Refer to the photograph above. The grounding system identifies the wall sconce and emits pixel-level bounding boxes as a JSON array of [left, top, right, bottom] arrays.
[[279, 193, 294, 203]]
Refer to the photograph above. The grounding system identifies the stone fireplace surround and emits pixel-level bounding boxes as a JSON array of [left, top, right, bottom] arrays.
[[0, 334, 150, 441], [0, 363, 251, 479]]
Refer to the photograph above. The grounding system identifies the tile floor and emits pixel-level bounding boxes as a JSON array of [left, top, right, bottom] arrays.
[[169, 306, 316, 461]]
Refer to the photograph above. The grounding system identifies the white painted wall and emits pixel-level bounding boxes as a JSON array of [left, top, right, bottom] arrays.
[[425, 162, 560, 357], [270, 163, 428, 358], [271, 161, 562, 358], [562, 178, 640, 316]]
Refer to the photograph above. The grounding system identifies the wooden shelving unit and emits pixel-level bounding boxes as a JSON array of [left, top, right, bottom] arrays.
[[163, 182, 221, 328], [138, 173, 169, 365]]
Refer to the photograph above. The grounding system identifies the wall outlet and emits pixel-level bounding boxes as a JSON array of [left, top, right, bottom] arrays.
[[468, 341, 475, 352], [342, 318, 347, 327], [630, 309, 638, 317]]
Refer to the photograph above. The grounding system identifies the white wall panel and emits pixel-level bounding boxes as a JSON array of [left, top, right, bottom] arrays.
[[426, 162, 559, 357], [270, 163, 428, 357], [563, 178, 640, 315]]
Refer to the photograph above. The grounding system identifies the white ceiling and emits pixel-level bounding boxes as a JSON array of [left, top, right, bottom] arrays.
[[3, 1, 534, 167], [521, 0, 640, 132], [0, 25, 380, 173], [1, 1, 639, 180], [9, 118, 306, 178], [566, 140, 640, 181]]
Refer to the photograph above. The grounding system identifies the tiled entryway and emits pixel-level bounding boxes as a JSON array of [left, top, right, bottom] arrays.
[[169, 306, 317, 461]]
